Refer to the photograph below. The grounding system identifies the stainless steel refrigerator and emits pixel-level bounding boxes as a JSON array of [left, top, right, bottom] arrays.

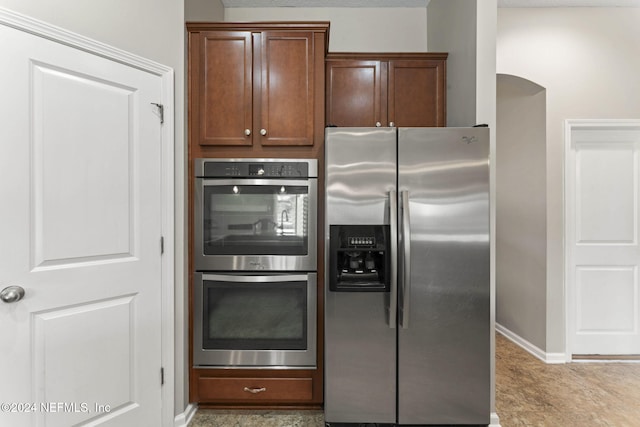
[[324, 127, 490, 426]]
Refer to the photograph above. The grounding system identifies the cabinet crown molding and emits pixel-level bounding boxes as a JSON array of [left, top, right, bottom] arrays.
[[186, 21, 330, 32], [326, 52, 448, 60]]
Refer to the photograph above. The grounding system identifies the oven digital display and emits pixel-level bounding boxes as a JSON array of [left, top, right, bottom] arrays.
[[248, 164, 264, 176]]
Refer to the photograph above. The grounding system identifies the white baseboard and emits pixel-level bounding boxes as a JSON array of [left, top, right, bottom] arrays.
[[496, 323, 566, 364], [489, 411, 501, 427], [174, 403, 197, 427]]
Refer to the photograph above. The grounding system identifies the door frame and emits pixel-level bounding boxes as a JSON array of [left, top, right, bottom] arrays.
[[0, 8, 175, 426], [564, 119, 640, 361]]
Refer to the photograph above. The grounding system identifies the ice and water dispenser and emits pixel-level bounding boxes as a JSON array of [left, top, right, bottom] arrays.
[[329, 225, 390, 292]]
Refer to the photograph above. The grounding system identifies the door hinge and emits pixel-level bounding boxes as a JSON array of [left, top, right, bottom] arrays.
[[161, 367, 164, 386], [151, 103, 164, 124], [160, 236, 164, 255]]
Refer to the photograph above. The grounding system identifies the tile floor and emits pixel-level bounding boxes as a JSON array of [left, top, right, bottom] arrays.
[[188, 409, 324, 427], [495, 333, 640, 426], [189, 333, 640, 426]]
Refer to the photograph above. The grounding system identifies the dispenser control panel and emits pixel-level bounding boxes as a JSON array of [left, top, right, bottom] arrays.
[[347, 236, 376, 247]]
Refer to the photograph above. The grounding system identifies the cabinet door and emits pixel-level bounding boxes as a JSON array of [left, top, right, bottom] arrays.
[[325, 60, 385, 127], [259, 31, 315, 146], [198, 31, 253, 146], [388, 59, 446, 127]]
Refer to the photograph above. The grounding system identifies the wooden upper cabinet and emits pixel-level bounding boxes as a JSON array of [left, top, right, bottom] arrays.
[[199, 31, 253, 146], [260, 31, 314, 146], [388, 59, 446, 127], [188, 23, 329, 148], [325, 60, 385, 127], [326, 53, 448, 128]]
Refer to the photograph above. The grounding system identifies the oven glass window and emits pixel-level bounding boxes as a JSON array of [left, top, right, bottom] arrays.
[[203, 185, 309, 255], [202, 280, 307, 350]]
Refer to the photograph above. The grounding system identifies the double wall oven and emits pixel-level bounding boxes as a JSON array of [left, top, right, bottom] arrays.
[[193, 159, 317, 368]]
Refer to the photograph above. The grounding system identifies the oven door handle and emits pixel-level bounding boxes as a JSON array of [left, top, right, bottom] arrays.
[[199, 178, 311, 187], [199, 273, 310, 283]]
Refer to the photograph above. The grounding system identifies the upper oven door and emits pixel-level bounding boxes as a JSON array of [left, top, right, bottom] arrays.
[[195, 178, 317, 271]]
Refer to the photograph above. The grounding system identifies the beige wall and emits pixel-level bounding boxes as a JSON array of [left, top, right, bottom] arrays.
[[427, 0, 477, 127], [225, 7, 428, 52], [496, 74, 547, 350], [186, 0, 224, 21], [497, 7, 640, 354]]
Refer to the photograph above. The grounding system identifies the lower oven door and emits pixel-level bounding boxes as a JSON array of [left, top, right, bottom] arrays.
[[193, 272, 317, 368]]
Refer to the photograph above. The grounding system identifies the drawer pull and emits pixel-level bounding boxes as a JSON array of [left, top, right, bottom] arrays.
[[243, 386, 267, 394]]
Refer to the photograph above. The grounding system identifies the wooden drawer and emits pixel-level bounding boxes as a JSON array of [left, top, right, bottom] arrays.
[[198, 377, 313, 402]]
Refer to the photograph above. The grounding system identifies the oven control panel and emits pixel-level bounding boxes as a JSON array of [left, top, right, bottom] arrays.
[[199, 160, 314, 178]]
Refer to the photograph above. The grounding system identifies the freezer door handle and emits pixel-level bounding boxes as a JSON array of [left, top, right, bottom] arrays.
[[400, 190, 411, 329], [388, 190, 398, 329]]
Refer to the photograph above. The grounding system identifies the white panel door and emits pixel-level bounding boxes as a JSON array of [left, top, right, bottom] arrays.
[[567, 122, 640, 355], [0, 22, 163, 426]]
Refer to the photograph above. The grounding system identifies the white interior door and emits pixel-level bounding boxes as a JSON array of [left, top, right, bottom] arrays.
[[566, 120, 640, 356], [0, 20, 164, 426]]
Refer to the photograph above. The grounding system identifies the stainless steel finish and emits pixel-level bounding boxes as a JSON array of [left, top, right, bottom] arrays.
[[375, 121, 381, 127], [324, 127, 397, 424], [193, 272, 317, 368], [197, 273, 310, 283], [388, 191, 398, 329], [0, 285, 25, 303], [389, 121, 395, 127], [200, 178, 309, 188], [397, 127, 490, 425], [193, 158, 318, 272], [399, 190, 411, 329], [194, 158, 318, 178], [244, 128, 251, 136], [325, 128, 396, 226], [194, 179, 317, 271], [260, 128, 267, 136], [244, 387, 266, 394], [325, 127, 490, 426]]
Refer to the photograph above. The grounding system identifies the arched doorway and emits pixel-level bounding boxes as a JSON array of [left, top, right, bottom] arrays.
[[496, 73, 548, 354]]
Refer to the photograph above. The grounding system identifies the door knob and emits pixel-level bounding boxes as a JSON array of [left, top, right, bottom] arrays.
[[0, 286, 25, 303], [244, 128, 251, 136], [260, 128, 267, 136]]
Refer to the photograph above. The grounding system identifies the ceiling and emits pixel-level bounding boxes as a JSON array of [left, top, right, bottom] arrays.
[[221, 0, 640, 7]]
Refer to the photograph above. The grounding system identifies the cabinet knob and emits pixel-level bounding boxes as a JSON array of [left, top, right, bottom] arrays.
[[244, 129, 251, 136], [260, 128, 267, 136], [389, 122, 396, 127], [375, 122, 381, 127]]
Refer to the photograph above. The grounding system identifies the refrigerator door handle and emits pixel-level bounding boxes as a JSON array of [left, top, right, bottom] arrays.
[[388, 190, 398, 329], [400, 190, 411, 329]]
